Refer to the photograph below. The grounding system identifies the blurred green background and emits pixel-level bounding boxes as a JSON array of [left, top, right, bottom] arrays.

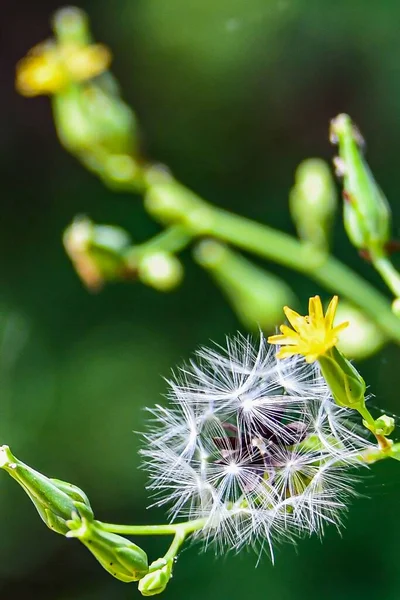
[[2, 0, 400, 597]]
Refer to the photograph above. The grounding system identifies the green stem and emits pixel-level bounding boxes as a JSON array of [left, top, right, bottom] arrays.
[[125, 224, 192, 266], [100, 517, 207, 537], [357, 405, 376, 430], [370, 250, 400, 299], [361, 441, 400, 463], [163, 527, 187, 563], [148, 194, 400, 343]]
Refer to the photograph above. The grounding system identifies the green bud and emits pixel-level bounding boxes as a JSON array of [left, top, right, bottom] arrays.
[[138, 558, 173, 597], [63, 217, 133, 291], [318, 346, 367, 411], [289, 158, 337, 250], [66, 502, 148, 582], [194, 239, 296, 331], [330, 113, 391, 252], [50, 8, 140, 180], [53, 83, 139, 179], [334, 301, 387, 360], [52, 7, 91, 46], [0, 445, 92, 535], [137, 251, 184, 292], [364, 415, 395, 437]]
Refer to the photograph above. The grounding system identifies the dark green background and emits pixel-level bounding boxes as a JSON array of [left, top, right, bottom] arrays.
[[2, 1, 400, 598]]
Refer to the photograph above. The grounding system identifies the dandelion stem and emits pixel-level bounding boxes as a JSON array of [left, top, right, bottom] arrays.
[[99, 517, 207, 537]]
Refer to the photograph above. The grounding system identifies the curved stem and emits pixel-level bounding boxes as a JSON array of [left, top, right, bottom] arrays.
[[100, 517, 207, 537], [370, 250, 400, 299], [97, 435, 399, 540], [361, 441, 400, 463], [206, 209, 399, 339], [145, 184, 400, 342], [125, 224, 192, 266], [163, 527, 187, 563]]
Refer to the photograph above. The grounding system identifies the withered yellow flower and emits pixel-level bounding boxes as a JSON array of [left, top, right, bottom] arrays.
[[268, 295, 349, 363], [16, 40, 111, 97]]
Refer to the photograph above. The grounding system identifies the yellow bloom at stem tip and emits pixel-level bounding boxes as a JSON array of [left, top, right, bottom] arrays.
[[268, 295, 349, 363], [16, 40, 111, 97]]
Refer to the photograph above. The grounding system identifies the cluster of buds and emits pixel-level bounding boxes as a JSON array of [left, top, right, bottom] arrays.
[[0, 446, 149, 582], [63, 217, 184, 292], [16, 7, 140, 189]]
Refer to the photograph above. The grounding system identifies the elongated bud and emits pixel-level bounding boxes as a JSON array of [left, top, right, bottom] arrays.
[[137, 251, 184, 292], [52, 85, 139, 172], [318, 346, 366, 411], [289, 158, 337, 250], [0, 445, 92, 535], [63, 217, 133, 291], [17, 7, 140, 186], [330, 114, 391, 252], [66, 502, 148, 582], [52, 8, 139, 176], [194, 240, 296, 331], [334, 301, 387, 360], [138, 558, 173, 597]]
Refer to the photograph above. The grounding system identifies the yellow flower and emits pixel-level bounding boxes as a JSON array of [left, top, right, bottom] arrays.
[[268, 295, 349, 363], [16, 40, 111, 97]]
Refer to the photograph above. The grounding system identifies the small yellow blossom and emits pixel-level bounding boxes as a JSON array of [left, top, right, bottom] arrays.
[[268, 295, 349, 363], [16, 40, 111, 97]]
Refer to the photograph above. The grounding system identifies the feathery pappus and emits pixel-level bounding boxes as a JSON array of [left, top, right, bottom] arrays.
[[141, 333, 371, 559]]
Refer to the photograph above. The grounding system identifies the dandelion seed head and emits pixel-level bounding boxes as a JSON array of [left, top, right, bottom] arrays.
[[141, 333, 371, 559]]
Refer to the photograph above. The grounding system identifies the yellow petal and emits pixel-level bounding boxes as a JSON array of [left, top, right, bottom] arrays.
[[66, 44, 112, 81], [331, 321, 349, 336], [283, 306, 304, 332], [276, 347, 299, 360], [325, 295, 339, 329], [308, 295, 323, 322], [267, 334, 293, 345], [279, 325, 299, 338]]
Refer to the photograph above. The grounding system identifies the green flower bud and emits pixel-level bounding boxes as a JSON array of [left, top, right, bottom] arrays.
[[0, 445, 92, 535], [53, 82, 139, 179], [289, 158, 337, 250], [194, 239, 296, 331], [330, 113, 391, 252], [364, 415, 395, 437], [318, 346, 367, 411], [138, 558, 173, 597], [66, 502, 148, 582], [63, 217, 133, 291], [334, 301, 387, 360], [49, 8, 140, 178], [52, 7, 91, 46], [137, 251, 184, 292]]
